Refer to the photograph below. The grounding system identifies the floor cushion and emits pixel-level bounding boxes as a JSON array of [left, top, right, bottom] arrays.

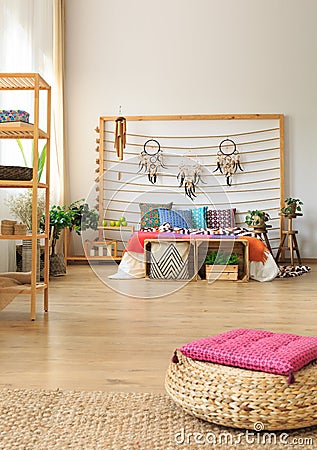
[[165, 329, 317, 430]]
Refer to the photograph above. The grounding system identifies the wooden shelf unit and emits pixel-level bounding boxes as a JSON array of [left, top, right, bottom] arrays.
[[64, 225, 135, 263], [0, 73, 51, 320]]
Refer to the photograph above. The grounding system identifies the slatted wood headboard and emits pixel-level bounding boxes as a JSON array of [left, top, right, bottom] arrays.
[[93, 114, 284, 255]]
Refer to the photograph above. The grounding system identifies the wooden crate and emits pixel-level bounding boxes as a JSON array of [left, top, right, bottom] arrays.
[[205, 264, 238, 281], [196, 239, 249, 282]]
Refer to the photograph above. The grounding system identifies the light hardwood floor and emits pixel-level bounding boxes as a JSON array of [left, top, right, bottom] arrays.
[[0, 263, 316, 393]]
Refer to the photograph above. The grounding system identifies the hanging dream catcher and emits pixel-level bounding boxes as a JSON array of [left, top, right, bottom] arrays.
[[138, 139, 166, 184], [213, 138, 243, 186], [177, 158, 205, 200]]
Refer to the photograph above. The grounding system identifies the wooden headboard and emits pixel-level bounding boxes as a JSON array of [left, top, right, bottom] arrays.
[[93, 114, 284, 255]]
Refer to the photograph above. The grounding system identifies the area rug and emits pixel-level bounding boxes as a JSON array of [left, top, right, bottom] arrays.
[[277, 265, 311, 278], [0, 389, 316, 449]]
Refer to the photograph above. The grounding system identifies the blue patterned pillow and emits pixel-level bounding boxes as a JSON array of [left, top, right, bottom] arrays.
[[191, 206, 207, 228], [139, 202, 173, 228], [158, 209, 193, 228]]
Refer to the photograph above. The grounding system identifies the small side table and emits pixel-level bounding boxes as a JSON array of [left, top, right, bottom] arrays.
[[275, 213, 302, 265], [250, 225, 273, 255]]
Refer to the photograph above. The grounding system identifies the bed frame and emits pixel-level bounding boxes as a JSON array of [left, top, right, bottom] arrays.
[[93, 114, 284, 257]]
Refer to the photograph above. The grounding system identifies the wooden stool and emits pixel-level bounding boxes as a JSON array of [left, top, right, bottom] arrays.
[[250, 225, 273, 255], [275, 213, 302, 265]]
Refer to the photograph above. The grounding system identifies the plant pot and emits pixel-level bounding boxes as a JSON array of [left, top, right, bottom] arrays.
[[288, 203, 297, 214], [251, 216, 265, 227], [49, 253, 66, 277], [205, 264, 238, 281]]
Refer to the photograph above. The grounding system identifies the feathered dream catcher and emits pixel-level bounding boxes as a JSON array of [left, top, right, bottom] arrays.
[[177, 157, 205, 200], [213, 138, 243, 186], [138, 139, 166, 184]]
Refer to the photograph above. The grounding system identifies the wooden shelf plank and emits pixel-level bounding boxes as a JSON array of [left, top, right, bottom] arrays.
[[2, 283, 48, 294], [0, 122, 48, 139], [0, 73, 50, 90], [0, 181, 48, 188], [21, 283, 48, 294], [97, 226, 135, 231], [0, 233, 47, 240], [66, 255, 122, 261]]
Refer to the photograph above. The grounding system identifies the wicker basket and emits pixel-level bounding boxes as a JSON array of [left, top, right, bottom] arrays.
[[1, 219, 17, 235], [0, 165, 33, 181], [14, 223, 27, 235], [165, 350, 317, 430]]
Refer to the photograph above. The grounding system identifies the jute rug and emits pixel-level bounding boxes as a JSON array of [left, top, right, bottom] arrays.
[[0, 389, 316, 449]]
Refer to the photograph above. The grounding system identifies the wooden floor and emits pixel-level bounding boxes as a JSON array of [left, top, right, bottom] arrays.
[[0, 264, 316, 393]]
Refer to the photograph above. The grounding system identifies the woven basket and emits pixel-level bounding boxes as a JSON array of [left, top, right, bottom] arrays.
[[0, 165, 33, 181], [1, 220, 17, 235], [14, 223, 27, 235], [165, 350, 317, 430]]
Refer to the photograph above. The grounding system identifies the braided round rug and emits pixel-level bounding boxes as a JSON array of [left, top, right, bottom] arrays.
[[0, 389, 316, 449]]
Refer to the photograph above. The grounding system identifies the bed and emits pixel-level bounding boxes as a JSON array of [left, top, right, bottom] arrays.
[[109, 225, 279, 282], [92, 114, 284, 283]]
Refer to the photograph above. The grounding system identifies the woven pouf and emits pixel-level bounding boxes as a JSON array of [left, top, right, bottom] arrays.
[[166, 336, 317, 432]]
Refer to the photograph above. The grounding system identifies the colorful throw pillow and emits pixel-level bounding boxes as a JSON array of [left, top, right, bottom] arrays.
[[158, 209, 193, 229], [191, 206, 207, 228], [178, 328, 317, 381], [206, 208, 236, 229], [139, 202, 173, 228]]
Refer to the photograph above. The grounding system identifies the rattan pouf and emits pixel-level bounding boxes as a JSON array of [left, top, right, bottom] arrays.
[[165, 350, 317, 430]]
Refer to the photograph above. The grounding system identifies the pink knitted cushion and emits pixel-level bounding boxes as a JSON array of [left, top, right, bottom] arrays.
[[178, 328, 317, 383]]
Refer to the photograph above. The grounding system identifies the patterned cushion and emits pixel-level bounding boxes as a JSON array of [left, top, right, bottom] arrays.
[[179, 328, 317, 380], [206, 208, 236, 228], [158, 209, 193, 229], [149, 241, 190, 279], [139, 202, 173, 228], [191, 206, 207, 228]]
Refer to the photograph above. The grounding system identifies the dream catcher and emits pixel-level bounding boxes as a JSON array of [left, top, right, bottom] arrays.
[[138, 139, 166, 184], [177, 158, 205, 200], [213, 138, 243, 186]]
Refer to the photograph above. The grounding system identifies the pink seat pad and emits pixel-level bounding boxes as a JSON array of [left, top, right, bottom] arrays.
[[179, 329, 317, 380]]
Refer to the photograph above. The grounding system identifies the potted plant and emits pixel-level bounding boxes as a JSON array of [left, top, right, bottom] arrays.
[[41, 200, 99, 276], [281, 197, 303, 215], [40, 205, 72, 276], [204, 251, 240, 281], [245, 210, 270, 228]]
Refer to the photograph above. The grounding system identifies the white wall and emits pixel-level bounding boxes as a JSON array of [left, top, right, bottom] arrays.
[[65, 0, 317, 258]]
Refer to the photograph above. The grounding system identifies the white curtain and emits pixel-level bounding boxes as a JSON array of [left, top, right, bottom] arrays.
[[0, 0, 64, 269]]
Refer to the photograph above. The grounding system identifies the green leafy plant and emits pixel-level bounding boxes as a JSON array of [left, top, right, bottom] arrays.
[[16, 138, 47, 181], [40, 200, 99, 255], [68, 199, 99, 235], [245, 210, 270, 227], [45, 205, 73, 255], [204, 251, 240, 265], [281, 197, 303, 215]]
